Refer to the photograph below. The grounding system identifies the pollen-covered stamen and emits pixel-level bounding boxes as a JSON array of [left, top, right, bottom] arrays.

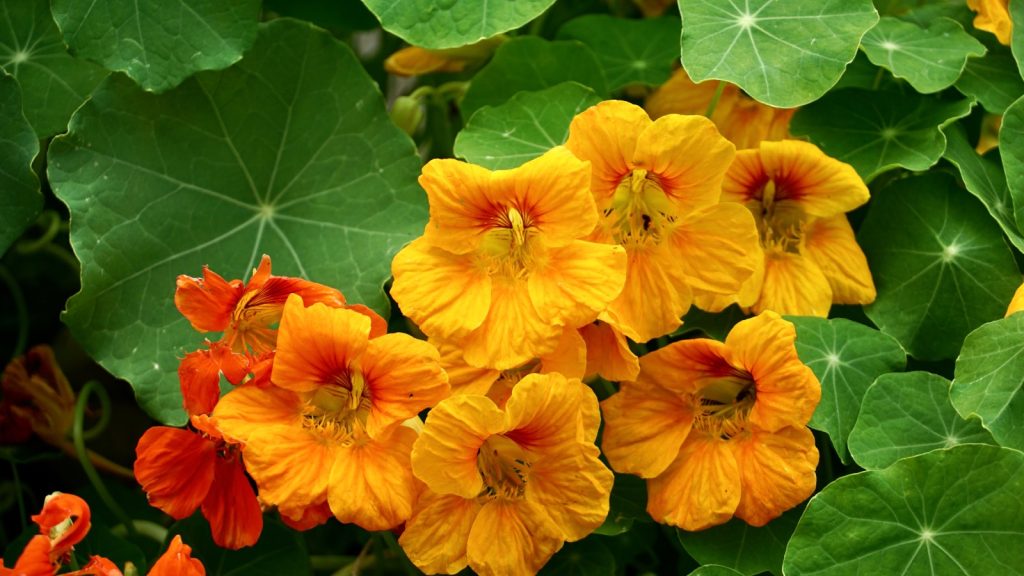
[[605, 169, 678, 247], [756, 179, 805, 254], [691, 370, 757, 439], [301, 370, 373, 445], [480, 206, 540, 278], [226, 290, 279, 355], [476, 434, 532, 500]]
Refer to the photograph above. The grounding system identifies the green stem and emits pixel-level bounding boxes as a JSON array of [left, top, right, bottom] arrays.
[[73, 381, 137, 538], [0, 263, 28, 361], [80, 380, 111, 442], [380, 532, 417, 576], [871, 66, 885, 91], [15, 210, 62, 254], [10, 460, 26, 531], [704, 81, 727, 118]]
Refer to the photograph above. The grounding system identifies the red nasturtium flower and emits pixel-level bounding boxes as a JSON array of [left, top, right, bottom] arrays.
[[399, 373, 612, 576], [390, 146, 627, 370], [601, 312, 820, 530], [564, 100, 760, 342], [213, 294, 450, 531], [148, 535, 205, 576]]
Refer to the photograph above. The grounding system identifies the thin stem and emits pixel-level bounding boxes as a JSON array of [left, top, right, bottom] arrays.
[[10, 459, 27, 531], [704, 81, 727, 118], [54, 440, 135, 481], [871, 66, 885, 90], [80, 379, 112, 442], [0, 264, 28, 361], [15, 210, 62, 254]]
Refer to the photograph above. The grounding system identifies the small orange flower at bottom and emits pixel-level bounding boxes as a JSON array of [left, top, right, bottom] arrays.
[[601, 312, 820, 530], [399, 373, 611, 576], [148, 536, 205, 576]]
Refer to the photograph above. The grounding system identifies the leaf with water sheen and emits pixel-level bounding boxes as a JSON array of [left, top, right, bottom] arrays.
[[848, 372, 995, 470], [454, 82, 600, 170], [557, 14, 679, 90], [678, 0, 878, 107], [790, 88, 973, 181], [677, 507, 801, 576], [860, 17, 984, 93], [857, 172, 1020, 361], [0, 73, 41, 255], [790, 316, 906, 464], [783, 444, 1024, 575], [48, 20, 426, 425]]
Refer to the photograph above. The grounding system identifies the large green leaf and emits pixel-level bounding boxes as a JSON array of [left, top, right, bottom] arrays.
[[942, 121, 1024, 253], [0, 73, 41, 255], [678, 0, 878, 107], [860, 17, 984, 93], [857, 172, 1020, 361], [557, 15, 679, 90], [460, 37, 607, 120], [454, 82, 600, 170], [0, 0, 107, 137], [1001, 96, 1024, 234], [51, 0, 260, 94], [952, 314, 1024, 451], [848, 372, 995, 470], [686, 567, 745, 576], [361, 0, 556, 50], [790, 316, 906, 464], [169, 515, 310, 576], [676, 507, 801, 576], [783, 444, 1024, 575], [954, 39, 1024, 114], [48, 19, 426, 425], [790, 88, 973, 181], [874, 0, 974, 28], [1010, 0, 1024, 79]]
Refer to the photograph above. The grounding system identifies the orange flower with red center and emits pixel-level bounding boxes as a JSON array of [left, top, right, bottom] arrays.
[[968, 0, 1012, 45], [399, 373, 612, 575], [212, 294, 449, 531], [564, 100, 760, 342], [719, 140, 874, 316], [601, 312, 820, 530], [390, 146, 627, 369]]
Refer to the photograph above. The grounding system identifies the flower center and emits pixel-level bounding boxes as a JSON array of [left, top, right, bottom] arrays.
[[476, 434, 532, 501], [227, 290, 279, 355], [301, 368, 372, 445], [756, 179, 805, 254], [691, 370, 756, 439], [604, 169, 678, 248], [479, 206, 540, 279]]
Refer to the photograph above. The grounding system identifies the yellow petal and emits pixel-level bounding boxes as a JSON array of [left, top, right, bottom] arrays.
[[603, 244, 693, 342], [528, 240, 627, 328], [399, 490, 481, 574], [436, 339, 500, 396], [539, 328, 588, 381], [731, 425, 818, 526], [528, 440, 613, 541], [503, 373, 597, 453], [671, 202, 760, 296], [639, 337, 732, 395], [419, 159, 502, 254], [759, 140, 869, 218], [722, 148, 767, 206], [360, 333, 450, 438], [579, 321, 639, 382], [272, 295, 370, 393], [412, 395, 505, 498], [461, 278, 561, 370], [242, 425, 336, 510], [968, 0, 1012, 45], [645, 68, 727, 119], [466, 500, 564, 576], [565, 100, 650, 199], [212, 385, 302, 444], [1007, 281, 1024, 317], [600, 380, 694, 478], [803, 215, 876, 305], [327, 425, 418, 531], [751, 251, 832, 317], [384, 46, 466, 76], [647, 434, 741, 530]]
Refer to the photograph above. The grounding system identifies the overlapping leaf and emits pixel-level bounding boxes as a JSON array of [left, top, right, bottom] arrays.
[[860, 17, 984, 94], [0, 73, 41, 255], [48, 20, 426, 424], [784, 444, 1024, 575], [1001, 96, 1024, 233], [857, 172, 1020, 360], [678, 0, 878, 107], [955, 40, 1024, 114], [677, 508, 800, 576], [557, 15, 679, 90]]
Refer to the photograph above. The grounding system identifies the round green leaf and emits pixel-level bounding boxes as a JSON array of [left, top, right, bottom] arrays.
[[861, 17, 985, 94], [169, 515, 310, 576], [954, 39, 1024, 114], [0, 73, 41, 255], [1010, 0, 1024, 79], [686, 567, 745, 576], [952, 314, 1024, 452], [48, 19, 426, 425], [790, 316, 907, 464], [783, 444, 1024, 575], [454, 82, 600, 170], [361, 0, 556, 50], [677, 507, 801, 576], [1000, 96, 1024, 234], [790, 88, 973, 181], [460, 37, 607, 120], [857, 172, 1020, 361], [51, 0, 260, 94], [557, 14, 679, 90], [678, 0, 878, 107], [0, 0, 107, 137], [848, 372, 995, 470], [942, 121, 1024, 253]]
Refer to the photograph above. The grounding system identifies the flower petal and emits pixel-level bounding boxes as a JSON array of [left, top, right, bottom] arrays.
[[148, 535, 205, 576], [603, 244, 693, 342], [272, 295, 370, 393], [212, 385, 303, 445], [503, 373, 597, 453], [175, 266, 243, 333], [327, 425, 418, 531], [528, 441, 613, 541], [671, 203, 760, 296], [539, 328, 588, 381], [504, 146, 597, 248], [178, 348, 225, 416], [461, 278, 561, 370], [759, 140, 869, 218], [134, 427, 216, 519], [466, 500, 563, 576], [12, 535, 54, 576], [527, 240, 627, 328], [803, 215, 876, 305], [752, 251, 832, 317], [360, 333, 450, 438], [731, 425, 818, 526], [566, 100, 650, 199], [419, 158, 502, 254], [241, 424, 335, 511], [639, 337, 735, 395], [201, 455, 263, 550], [1007, 281, 1024, 317], [437, 339, 500, 396], [647, 434, 741, 530], [579, 321, 639, 382], [412, 395, 505, 498], [400, 490, 481, 575], [600, 380, 693, 478]]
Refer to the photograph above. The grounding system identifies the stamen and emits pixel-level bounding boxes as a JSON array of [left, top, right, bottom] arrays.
[[476, 435, 531, 500], [691, 371, 757, 439], [605, 169, 678, 248]]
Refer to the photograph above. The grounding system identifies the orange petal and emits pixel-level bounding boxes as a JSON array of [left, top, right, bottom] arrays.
[[178, 348, 224, 416], [134, 428, 216, 519], [759, 140, 869, 218], [503, 373, 598, 453], [639, 338, 735, 395], [565, 100, 650, 199], [969, 0, 1012, 44], [466, 500, 564, 576], [527, 440, 613, 541], [419, 159, 503, 254], [539, 328, 588, 381], [579, 321, 639, 382], [148, 535, 205, 576], [803, 215, 876, 305], [412, 395, 505, 498], [528, 240, 627, 327], [1007, 281, 1024, 317], [671, 203, 760, 296], [241, 424, 335, 511], [13, 535, 57, 576], [722, 149, 768, 206], [327, 425, 418, 531], [271, 295, 370, 393], [384, 46, 467, 76], [343, 303, 388, 339], [212, 385, 303, 445], [279, 501, 332, 532], [201, 456, 263, 550], [647, 434, 741, 530], [600, 380, 693, 477], [65, 555, 123, 576], [360, 333, 450, 438], [175, 267, 243, 333], [645, 68, 728, 120], [461, 278, 561, 370], [752, 251, 832, 317], [732, 425, 818, 526], [31, 492, 92, 560], [436, 339, 500, 396], [603, 244, 693, 342], [399, 490, 481, 574], [390, 238, 492, 342], [725, 312, 821, 431]]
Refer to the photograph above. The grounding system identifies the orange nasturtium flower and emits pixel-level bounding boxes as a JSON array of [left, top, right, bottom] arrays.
[[390, 146, 627, 369], [579, 320, 640, 382], [148, 535, 205, 576], [213, 294, 449, 531], [968, 0, 1012, 45], [564, 100, 760, 342], [601, 312, 820, 530], [718, 140, 875, 316], [399, 373, 612, 576]]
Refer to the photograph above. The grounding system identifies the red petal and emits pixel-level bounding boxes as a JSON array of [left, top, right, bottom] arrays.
[[31, 492, 91, 558], [148, 536, 205, 576], [134, 427, 216, 519], [178, 349, 222, 416], [175, 268, 243, 333], [201, 456, 263, 549]]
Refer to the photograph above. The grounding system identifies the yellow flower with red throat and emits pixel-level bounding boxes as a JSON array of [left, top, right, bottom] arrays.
[[968, 0, 1012, 45], [720, 140, 875, 316], [390, 147, 627, 369], [564, 100, 760, 342], [213, 294, 449, 531], [601, 312, 820, 530], [399, 373, 612, 576]]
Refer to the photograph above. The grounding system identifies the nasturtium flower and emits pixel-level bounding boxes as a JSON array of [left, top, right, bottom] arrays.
[[399, 373, 612, 576], [384, 37, 502, 77], [213, 294, 449, 531], [968, 0, 1012, 45], [1006, 281, 1024, 316], [391, 147, 627, 369], [0, 492, 107, 576], [719, 140, 874, 316], [601, 312, 820, 530], [0, 345, 75, 445], [148, 535, 205, 576], [564, 100, 759, 342], [579, 320, 640, 382]]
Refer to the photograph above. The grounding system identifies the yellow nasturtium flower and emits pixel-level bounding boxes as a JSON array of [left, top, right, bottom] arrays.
[[968, 0, 1012, 45], [565, 100, 760, 342], [1006, 281, 1024, 316], [400, 373, 612, 576], [384, 37, 504, 77], [601, 312, 820, 530]]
